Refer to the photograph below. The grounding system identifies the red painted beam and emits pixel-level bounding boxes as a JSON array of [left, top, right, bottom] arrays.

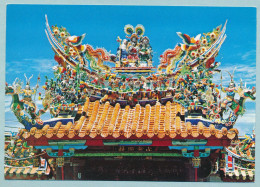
[[25, 136, 49, 146], [152, 140, 172, 146], [24, 134, 231, 147], [85, 139, 104, 146]]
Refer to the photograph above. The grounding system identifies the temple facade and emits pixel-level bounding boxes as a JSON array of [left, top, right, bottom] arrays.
[[5, 16, 255, 181]]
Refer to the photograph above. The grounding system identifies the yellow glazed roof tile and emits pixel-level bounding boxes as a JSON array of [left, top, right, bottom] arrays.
[[22, 99, 238, 140]]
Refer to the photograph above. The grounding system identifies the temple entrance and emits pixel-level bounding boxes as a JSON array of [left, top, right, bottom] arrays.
[[62, 157, 193, 181], [198, 158, 212, 179]]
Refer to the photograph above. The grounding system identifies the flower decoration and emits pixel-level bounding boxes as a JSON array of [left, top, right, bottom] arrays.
[[60, 31, 66, 38], [191, 51, 196, 57], [202, 38, 208, 45], [210, 32, 216, 39]]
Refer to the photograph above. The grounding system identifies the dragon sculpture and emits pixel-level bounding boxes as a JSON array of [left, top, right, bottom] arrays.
[[45, 15, 115, 74], [5, 76, 53, 130], [159, 22, 226, 75]]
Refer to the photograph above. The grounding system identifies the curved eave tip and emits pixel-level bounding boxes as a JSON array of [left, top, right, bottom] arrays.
[[224, 19, 228, 26]]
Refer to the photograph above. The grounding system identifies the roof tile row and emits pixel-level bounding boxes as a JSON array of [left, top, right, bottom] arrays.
[[21, 99, 238, 140]]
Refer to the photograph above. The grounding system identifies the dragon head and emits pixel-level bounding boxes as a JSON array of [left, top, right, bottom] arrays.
[[5, 84, 15, 95], [5, 78, 23, 95], [239, 79, 256, 101], [243, 87, 256, 101]]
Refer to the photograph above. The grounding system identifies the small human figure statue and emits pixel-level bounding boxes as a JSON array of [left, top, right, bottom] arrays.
[[22, 74, 38, 103], [220, 79, 238, 116], [139, 36, 153, 66], [117, 37, 128, 63], [127, 34, 139, 65]]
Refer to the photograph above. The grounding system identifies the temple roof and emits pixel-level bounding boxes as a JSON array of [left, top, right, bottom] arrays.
[[223, 167, 254, 181], [4, 165, 50, 177], [21, 98, 238, 140]]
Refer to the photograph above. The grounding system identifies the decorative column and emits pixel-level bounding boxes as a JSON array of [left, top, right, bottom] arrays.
[[192, 157, 201, 182], [182, 147, 210, 182], [46, 147, 76, 180], [219, 149, 226, 169], [39, 140, 86, 180], [56, 157, 65, 180], [33, 149, 40, 167], [193, 147, 201, 182]]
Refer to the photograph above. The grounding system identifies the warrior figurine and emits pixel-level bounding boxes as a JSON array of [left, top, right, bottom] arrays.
[[139, 36, 153, 65], [22, 74, 38, 103], [220, 71, 238, 116], [118, 39, 128, 62], [127, 34, 139, 63]]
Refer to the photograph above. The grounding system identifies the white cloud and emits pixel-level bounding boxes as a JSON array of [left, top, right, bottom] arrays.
[[212, 63, 256, 88], [35, 100, 43, 106], [5, 108, 11, 112], [5, 95, 12, 112], [235, 108, 255, 136], [236, 113, 255, 124], [241, 49, 256, 61], [6, 58, 55, 75], [5, 96, 12, 106], [236, 126, 254, 136], [24, 58, 56, 73]]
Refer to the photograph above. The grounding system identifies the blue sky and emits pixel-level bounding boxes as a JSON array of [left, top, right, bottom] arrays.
[[5, 5, 256, 135]]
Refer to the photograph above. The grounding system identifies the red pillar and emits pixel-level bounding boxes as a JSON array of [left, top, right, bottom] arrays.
[[61, 166, 64, 180], [192, 157, 200, 182], [195, 167, 198, 182], [193, 149, 200, 182]]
